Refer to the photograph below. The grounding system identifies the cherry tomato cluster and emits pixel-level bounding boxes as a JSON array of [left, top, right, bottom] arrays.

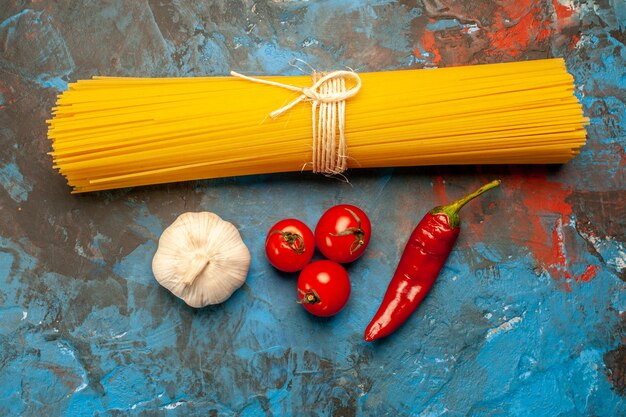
[[265, 205, 371, 317]]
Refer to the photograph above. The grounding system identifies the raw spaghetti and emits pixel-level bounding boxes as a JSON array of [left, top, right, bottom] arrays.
[[47, 58, 587, 193]]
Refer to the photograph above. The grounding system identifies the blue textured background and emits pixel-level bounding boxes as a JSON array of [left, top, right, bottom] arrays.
[[1, 1, 625, 416]]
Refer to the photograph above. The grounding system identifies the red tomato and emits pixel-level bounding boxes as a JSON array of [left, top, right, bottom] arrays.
[[315, 204, 371, 263], [297, 260, 351, 317], [265, 219, 315, 272]]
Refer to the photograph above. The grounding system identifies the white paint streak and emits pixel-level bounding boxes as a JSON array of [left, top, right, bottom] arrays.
[[485, 316, 523, 340], [74, 241, 87, 257], [74, 380, 88, 393], [613, 249, 626, 271], [162, 400, 186, 410], [416, 404, 449, 417], [554, 217, 568, 269], [466, 24, 480, 33], [131, 400, 151, 410], [577, 229, 625, 274], [57, 342, 76, 357]]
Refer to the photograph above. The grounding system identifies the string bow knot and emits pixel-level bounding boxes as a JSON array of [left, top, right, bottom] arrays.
[[230, 70, 361, 118], [230, 69, 361, 175]]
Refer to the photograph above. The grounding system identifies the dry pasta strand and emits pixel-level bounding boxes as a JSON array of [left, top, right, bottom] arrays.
[[47, 58, 588, 193]]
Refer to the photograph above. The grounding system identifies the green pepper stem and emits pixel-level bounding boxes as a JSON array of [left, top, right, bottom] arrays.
[[447, 180, 501, 214], [433, 180, 501, 228]]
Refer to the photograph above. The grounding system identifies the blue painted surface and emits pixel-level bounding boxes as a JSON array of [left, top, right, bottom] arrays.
[[0, 1, 625, 416]]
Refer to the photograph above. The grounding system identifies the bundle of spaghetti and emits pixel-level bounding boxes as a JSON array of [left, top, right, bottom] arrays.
[[47, 58, 588, 193]]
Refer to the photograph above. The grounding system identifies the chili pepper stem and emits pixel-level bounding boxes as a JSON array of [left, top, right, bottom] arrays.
[[432, 180, 501, 228]]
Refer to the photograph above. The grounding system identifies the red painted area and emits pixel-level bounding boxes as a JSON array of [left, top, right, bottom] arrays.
[[481, 0, 580, 58], [519, 176, 572, 285], [486, 0, 552, 58], [412, 0, 581, 66], [0, 81, 14, 106], [552, 0, 576, 20], [507, 174, 599, 288], [536, 23, 553, 44], [551, 0, 580, 48], [577, 264, 600, 282], [412, 0, 581, 67], [417, 30, 441, 66], [432, 176, 447, 203]]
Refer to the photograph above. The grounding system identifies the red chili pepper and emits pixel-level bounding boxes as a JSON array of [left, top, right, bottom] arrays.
[[364, 180, 501, 342]]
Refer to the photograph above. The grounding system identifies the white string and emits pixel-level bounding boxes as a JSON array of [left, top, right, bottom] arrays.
[[229, 69, 361, 175], [289, 58, 316, 74]]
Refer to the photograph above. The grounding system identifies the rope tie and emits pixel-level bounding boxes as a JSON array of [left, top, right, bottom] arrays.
[[230, 69, 361, 175]]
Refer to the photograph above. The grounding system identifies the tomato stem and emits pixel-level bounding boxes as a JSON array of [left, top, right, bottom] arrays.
[[270, 230, 306, 254], [297, 288, 321, 305], [329, 207, 366, 254]]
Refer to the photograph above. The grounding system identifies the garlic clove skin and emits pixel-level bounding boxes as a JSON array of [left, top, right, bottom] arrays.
[[152, 212, 251, 308]]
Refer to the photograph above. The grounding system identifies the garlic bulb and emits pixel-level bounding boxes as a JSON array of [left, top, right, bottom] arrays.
[[152, 212, 251, 308]]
